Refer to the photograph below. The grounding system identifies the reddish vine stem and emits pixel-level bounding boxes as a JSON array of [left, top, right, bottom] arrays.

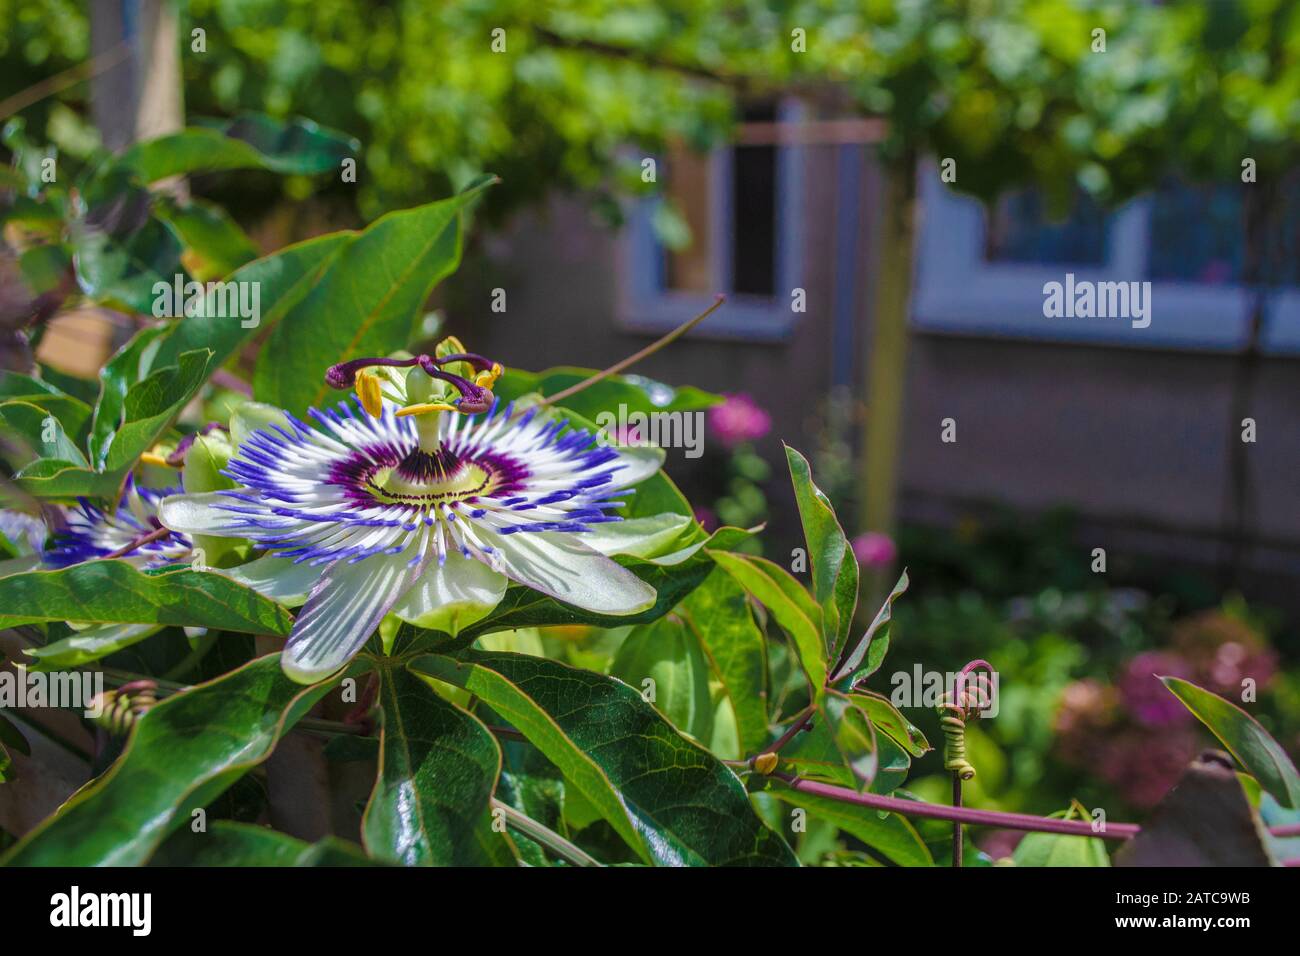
[[762, 705, 815, 756], [102, 526, 172, 559], [951, 774, 963, 867], [773, 772, 1142, 841], [0, 41, 131, 120], [538, 295, 725, 407]]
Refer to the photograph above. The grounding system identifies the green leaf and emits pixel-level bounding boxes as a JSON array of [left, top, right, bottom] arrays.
[[0, 373, 91, 440], [1162, 675, 1300, 809], [361, 664, 516, 866], [496, 740, 568, 866], [611, 616, 714, 743], [157, 197, 258, 280], [71, 206, 186, 314], [0, 400, 87, 466], [19, 349, 212, 498], [778, 716, 860, 789], [1013, 808, 1110, 867], [0, 561, 293, 634], [678, 568, 769, 755], [151, 821, 383, 866], [24, 622, 161, 670], [448, 548, 716, 646], [1, 653, 340, 866], [115, 115, 358, 182], [818, 688, 878, 788], [763, 695, 892, 794], [785, 444, 858, 663], [87, 325, 171, 467], [254, 180, 491, 416], [832, 571, 908, 686], [150, 232, 351, 375], [848, 689, 929, 757], [154, 821, 304, 865], [770, 788, 932, 867], [410, 650, 797, 866], [709, 550, 827, 690]]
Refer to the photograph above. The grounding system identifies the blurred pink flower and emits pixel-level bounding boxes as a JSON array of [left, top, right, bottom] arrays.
[[1119, 651, 1194, 728], [1207, 641, 1276, 695], [851, 531, 897, 570], [708, 394, 771, 449]]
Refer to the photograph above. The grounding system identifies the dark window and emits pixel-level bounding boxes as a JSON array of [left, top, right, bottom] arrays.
[[984, 189, 1109, 266], [730, 103, 778, 297], [1146, 178, 1243, 284]]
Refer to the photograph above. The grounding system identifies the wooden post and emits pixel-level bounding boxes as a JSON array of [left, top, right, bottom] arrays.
[[859, 152, 917, 591], [89, 0, 184, 151]]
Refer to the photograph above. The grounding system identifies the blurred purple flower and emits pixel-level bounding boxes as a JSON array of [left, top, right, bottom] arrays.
[[693, 506, 718, 532], [1119, 651, 1195, 728], [708, 393, 771, 449], [1097, 727, 1200, 808], [851, 531, 897, 570]]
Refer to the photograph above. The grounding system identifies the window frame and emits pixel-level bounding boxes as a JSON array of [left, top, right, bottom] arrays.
[[911, 163, 1300, 354], [617, 98, 807, 341]]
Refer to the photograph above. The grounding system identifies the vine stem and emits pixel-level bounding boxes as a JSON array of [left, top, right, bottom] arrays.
[[767, 705, 815, 754], [490, 799, 601, 867], [0, 40, 131, 120], [101, 526, 173, 559], [951, 774, 963, 867], [537, 295, 725, 407], [772, 773, 1141, 841]]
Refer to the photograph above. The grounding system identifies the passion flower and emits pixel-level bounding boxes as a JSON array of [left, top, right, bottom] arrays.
[[160, 340, 684, 683]]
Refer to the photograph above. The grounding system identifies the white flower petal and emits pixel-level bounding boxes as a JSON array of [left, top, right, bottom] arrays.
[[608, 444, 664, 487], [487, 531, 655, 615], [219, 554, 324, 607], [576, 512, 691, 558], [390, 550, 507, 634], [282, 552, 424, 684], [157, 492, 251, 537]]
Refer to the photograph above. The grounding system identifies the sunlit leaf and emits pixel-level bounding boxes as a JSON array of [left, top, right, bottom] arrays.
[[0, 561, 293, 634], [1162, 675, 1300, 809], [411, 650, 797, 866], [1, 654, 341, 865], [362, 664, 516, 866]]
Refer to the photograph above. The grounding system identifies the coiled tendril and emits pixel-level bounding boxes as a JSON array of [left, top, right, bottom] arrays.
[[937, 660, 995, 781], [90, 680, 158, 736]]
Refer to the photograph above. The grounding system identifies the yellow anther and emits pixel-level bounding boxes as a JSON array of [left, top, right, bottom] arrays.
[[395, 402, 459, 418], [437, 335, 467, 357], [475, 362, 504, 390], [355, 370, 384, 418], [140, 451, 179, 469]]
